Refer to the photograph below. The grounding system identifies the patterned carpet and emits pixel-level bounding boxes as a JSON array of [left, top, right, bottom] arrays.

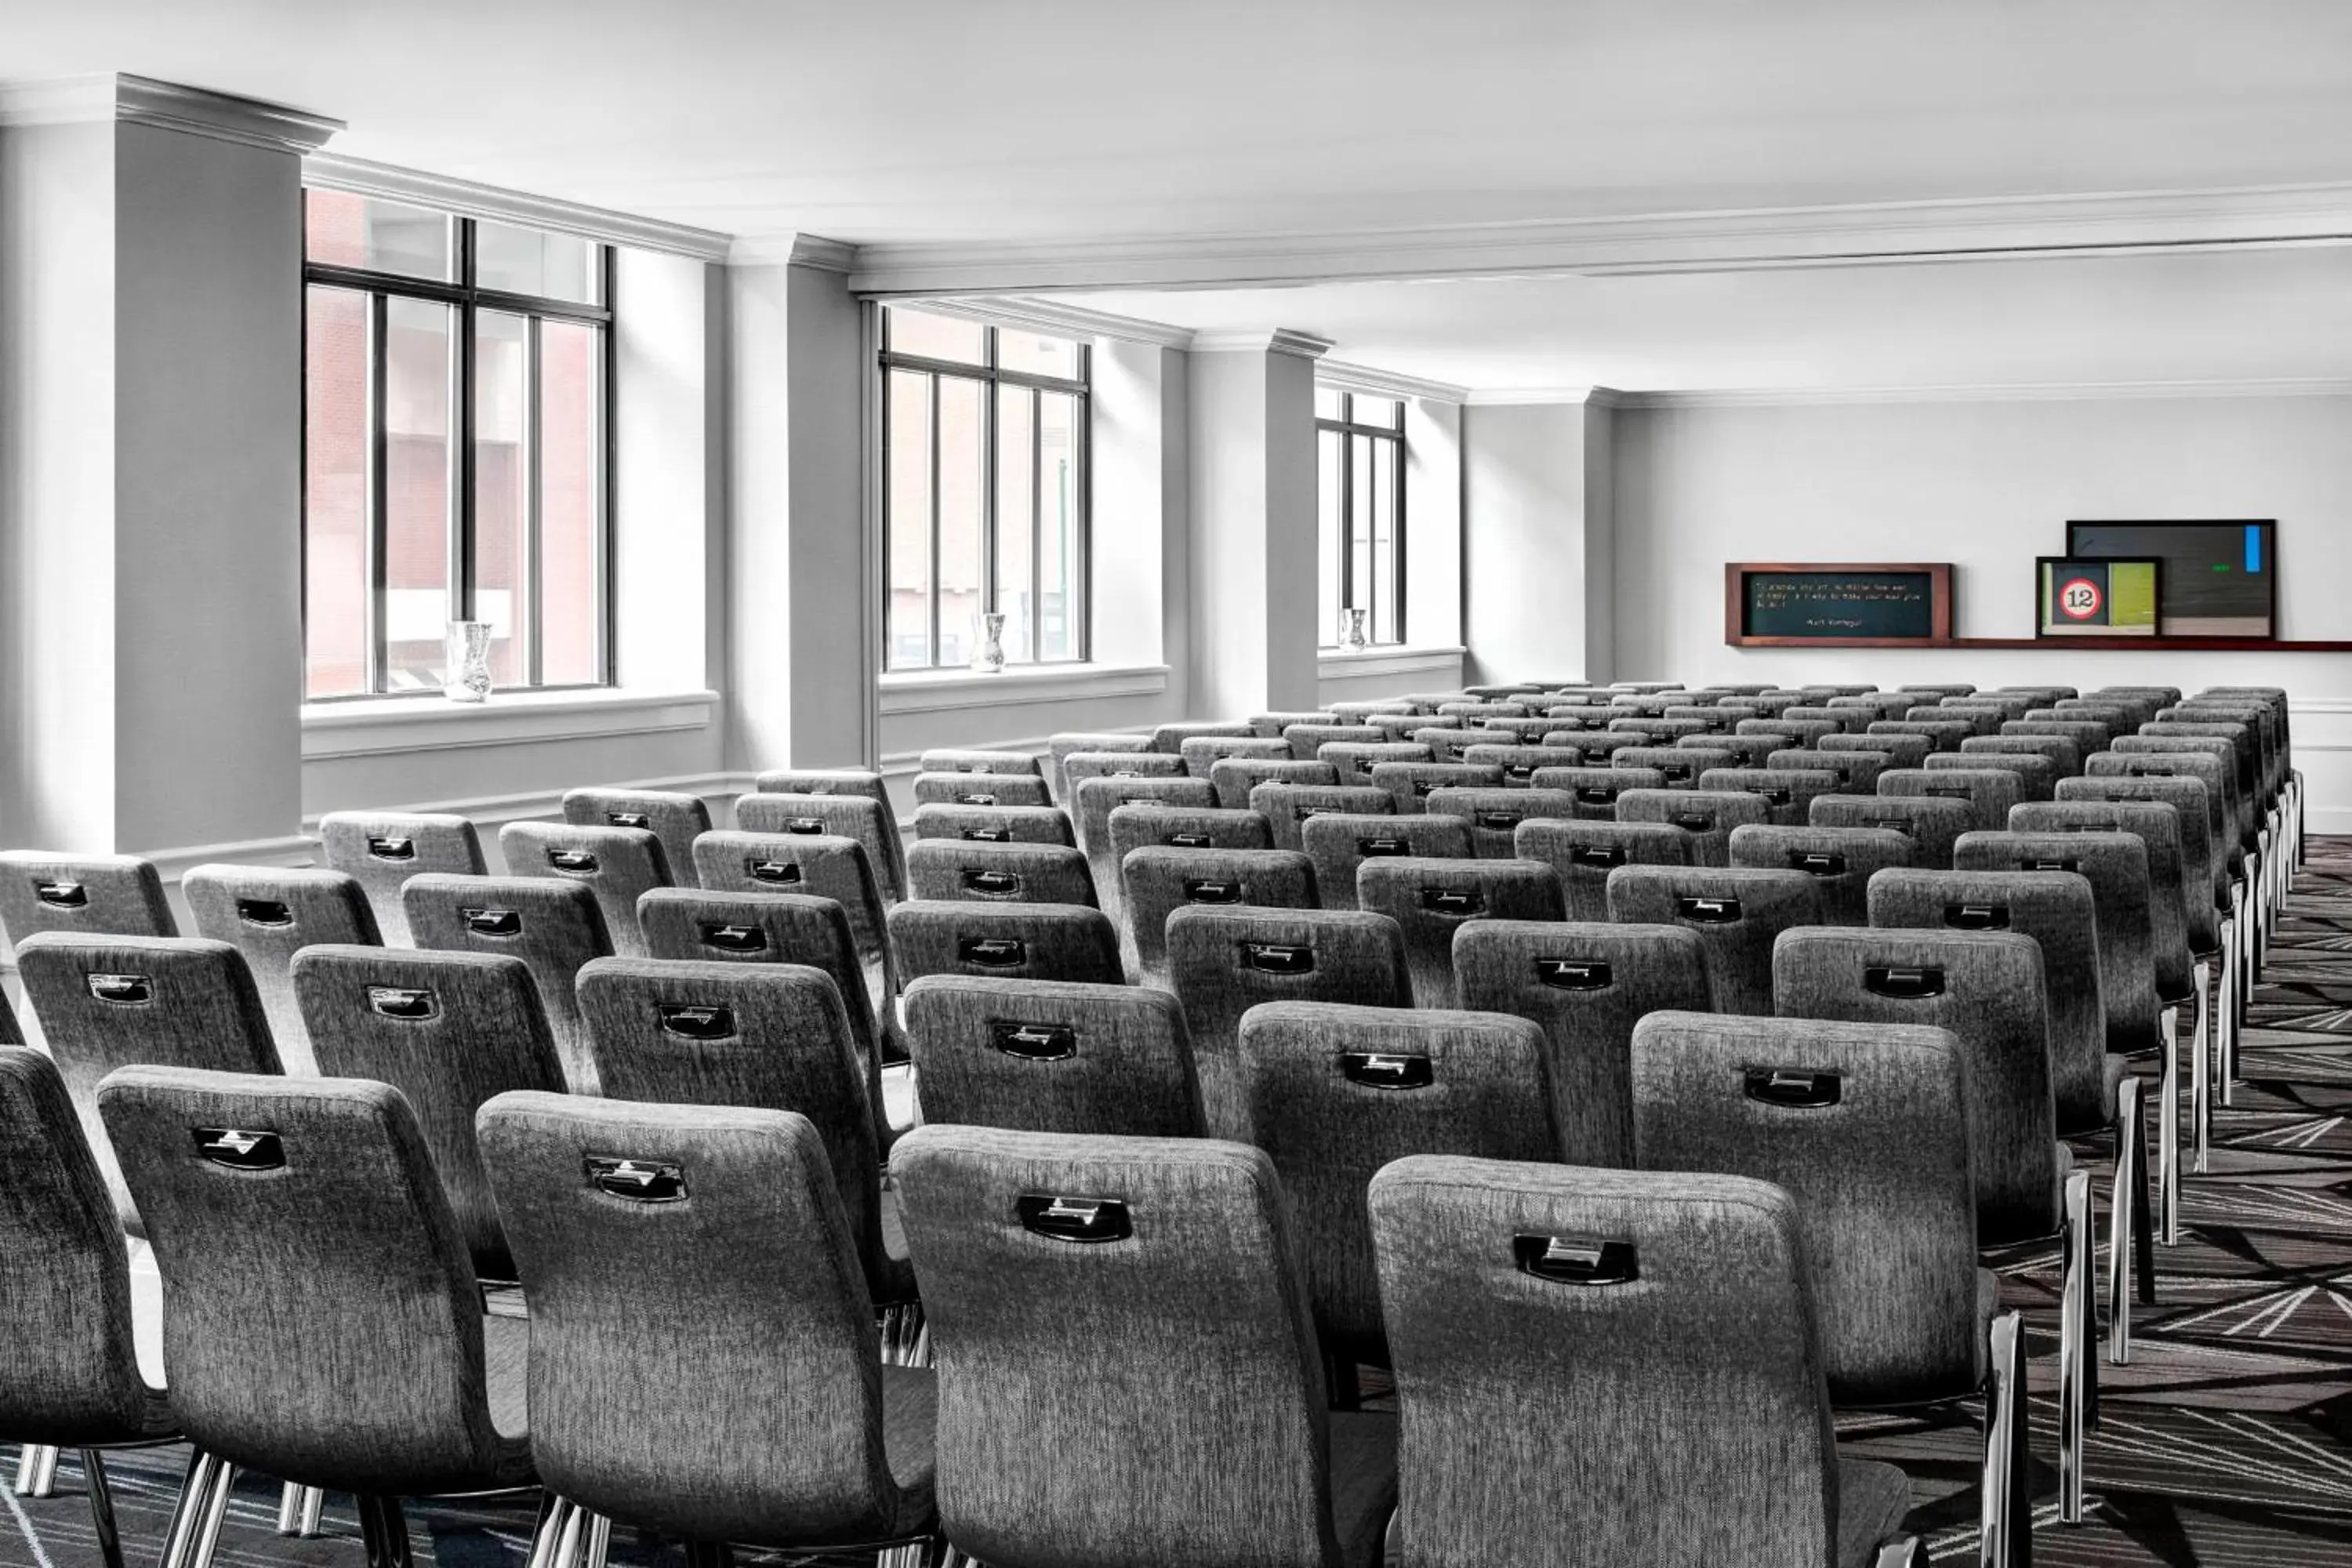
[[12, 843, 2352, 1566]]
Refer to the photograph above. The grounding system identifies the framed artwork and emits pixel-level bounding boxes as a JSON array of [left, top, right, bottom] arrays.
[[2037, 557, 2159, 638]]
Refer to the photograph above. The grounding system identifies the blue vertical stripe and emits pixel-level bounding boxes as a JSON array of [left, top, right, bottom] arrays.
[[2246, 525, 2263, 573]]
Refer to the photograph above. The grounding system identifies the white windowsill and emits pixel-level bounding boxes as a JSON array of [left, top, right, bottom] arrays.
[[878, 662, 1171, 717], [299, 687, 722, 760], [1316, 644, 1468, 679]]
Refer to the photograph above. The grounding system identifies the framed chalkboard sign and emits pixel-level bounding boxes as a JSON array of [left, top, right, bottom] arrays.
[[1725, 563, 1954, 647]]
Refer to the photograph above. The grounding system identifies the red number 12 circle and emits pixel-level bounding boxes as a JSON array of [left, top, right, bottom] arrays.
[[2058, 577, 2103, 620]]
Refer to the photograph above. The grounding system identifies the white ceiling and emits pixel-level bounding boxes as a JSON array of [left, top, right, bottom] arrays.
[[12, 0, 2352, 392]]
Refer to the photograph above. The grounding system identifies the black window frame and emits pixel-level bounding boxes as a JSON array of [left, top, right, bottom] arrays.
[[877, 307, 1092, 672], [1317, 390, 1407, 647], [300, 191, 618, 700]]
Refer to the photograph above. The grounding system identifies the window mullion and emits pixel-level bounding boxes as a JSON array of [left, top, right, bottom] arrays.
[[524, 313, 545, 688], [1029, 387, 1044, 662], [366, 292, 389, 695], [982, 343, 998, 622], [927, 372, 942, 669]]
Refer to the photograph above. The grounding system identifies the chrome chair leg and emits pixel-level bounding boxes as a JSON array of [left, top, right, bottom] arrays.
[[277, 1481, 328, 1537], [583, 1512, 612, 1568], [524, 1495, 575, 1568], [1980, 1309, 2030, 1568], [2191, 958, 2212, 1177], [2060, 1168, 2096, 1524], [2158, 1007, 2181, 1245], [2110, 1079, 2151, 1363], [1873, 1536, 1926, 1568], [552, 1493, 589, 1568], [82, 1450, 124, 1568], [156, 1452, 217, 1568], [13, 1443, 59, 1498], [2220, 910, 2241, 1107], [189, 1460, 238, 1568], [299, 1484, 325, 1536]]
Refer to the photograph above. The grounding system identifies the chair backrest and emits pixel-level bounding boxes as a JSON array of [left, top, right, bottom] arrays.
[[1421, 787, 1579, 857], [560, 787, 712, 884], [2013, 800, 2194, 1005], [1603, 866, 1819, 1016], [1240, 1003, 1557, 1364], [1610, 746, 1721, 788], [1955, 828, 2156, 1054], [1323, 742, 1439, 786], [292, 944, 565, 1278], [1178, 735, 1294, 778], [1926, 749, 2056, 803], [1773, 927, 2058, 1242], [98, 1066, 505, 1494], [902, 976, 1203, 1137], [1062, 750, 1190, 799], [1869, 719, 1972, 753], [1357, 857, 1566, 1009], [1462, 744, 1590, 786], [1045, 734, 1152, 800], [1877, 767, 2021, 831], [1630, 1012, 1981, 1405], [636, 887, 892, 1074], [1108, 804, 1273, 861], [691, 831, 895, 1021], [1153, 720, 1258, 753], [15, 933, 281, 1235], [919, 747, 1042, 776], [1769, 747, 1880, 794], [1512, 819, 1691, 923], [1283, 723, 1386, 762], [0, 852, 175, 949], [887, 901, 1123, 987], [910, 802, 1076, 844], [1247, 782, 1396, 853], [1710, 735, 1795, 768], [1413, 726, 1500, 762], [1301, 812, 1472, 911], [1453, 920, 1711, 1166], [1962, 733, 2082, 777], [1075, 776, 1219, 918], [893, 1126, 1352, 1568], [906, 839, 1098, 907], [1745, 715, 1838, 747], [1368, 760, 1507, 814], [1778, 705, 1863, 734], [1613, 788, 1770, 867], [737, 791, 906, 906], [182, 864, 380, 1074], [1807, 792, 1974, 869], [0, 1046, 153, 1443], [1526, 765, 1661, 820], [1207, 760, 1340, 812], [401, 873, 612, 1094], [575, 957, 889, 1294], [1248, 710, 1342, 739], [1819, 731, 1931, 769], [317, 812, 487, 946], [1369, 1159, 1849, 1568], [2061, 773, 2220, 952], [1696, 768, 1839, 830], [1121, 847, 1318, 989], [1867, 867, 2111, 1134], [912, 771, 1055, 809], [1725, 824, 1910, 927], [1167, 906, 1411, 1140], [498, 822, 672, 958], [475, 1094, 913, 1544]]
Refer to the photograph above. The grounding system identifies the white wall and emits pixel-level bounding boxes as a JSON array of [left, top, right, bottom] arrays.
[[1461, 399, 1610, 687], [1609, 393, 2352, 818]]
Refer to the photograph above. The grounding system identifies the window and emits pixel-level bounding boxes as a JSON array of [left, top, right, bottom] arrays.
[[303, 190, 612, 699], [880, 307, 1088, 671], [1316, 389, 1406, 647]]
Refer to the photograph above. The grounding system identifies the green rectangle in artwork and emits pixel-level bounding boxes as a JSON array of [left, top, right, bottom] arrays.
[[2107, 561, 2158, 628]]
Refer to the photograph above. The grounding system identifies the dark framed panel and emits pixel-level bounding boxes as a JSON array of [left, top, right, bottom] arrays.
[[2066, 521, 2277, 641], [2036, 557, 2160, 639], [1725, 562, 1954, 647]]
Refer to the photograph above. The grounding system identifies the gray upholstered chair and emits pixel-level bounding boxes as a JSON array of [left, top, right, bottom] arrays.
[[1207, 758, 1338, 811], [1249, 782, 1397, 853], [1604, 866, 1820, 1016], [917, 746, 1040, 776], [0, 1047, 181, 1568], [1512, 819, 1690, 922], [893, 1127, 1398, 1568], [1367, 1158, 1922, 1568], [1777, 747, 1886, 795], [14, 934, 281, 1236], [1410, 726, 1494, 762], [1461, 743, 1589, 786], [1153, 720, 1258, 753], [1821, 731, 1933, 770], [1167, 906, 1412, 1141], [292, 945, 567, 1281], [1727, 824, 1911, 927], [1178, 735, 1294, 778], [474, 1094, 941, 1561], [560, 786, 712, 884], [0, 853, 175, 949], [1421, 786, 1578, 858], [1698, 767, 1840, 829], [1302, 812, 1472, 912], [1249, 710, 1341, 739], [318, 811, 488, 948], [402, 874, 612, 1095], [1121, 847, 1318, 990], [182, 864, 380, 1076], [1611, 745, 1728, 788], [1045, 733, 1152, 801], [573, 957, 908, 1307], [1367, 760, 1505, 814], [1962, 733, 2082, 779], [1107, 802, 1273, 862], [497, 822, 673, 959], [909, 802, 1076, 844], [1878, 768, 2021, 833], [1809, 793, 1975, 869], [1238, 1003, 1556, 1375], [1747, 715, 1841, 748], [1524, 765, 1661, 820], [905, 839, 1097, 907], [1926, 750, 2056, 804], [1453, 920, 1711, 1167], [1711, 734, 1798, 768], [1356, 856, 1566, 1009], [1062, 750, 1189, 797], [1870, 719, 1973, 753], [738, 790, 906, 907], [1322, 740, 1436, 785], [887, 901, 1122, 987], [691, 831, 895, 1026], [902, 976, 1203, 1137], [910, 770, 1054, 809], [2004, 717, 2114, 765], [1074, 775, 1218, 920], [98, 1067, 542, 1566], [1615, 788, 1772, 867], [1955, 829, 2158, 1063]]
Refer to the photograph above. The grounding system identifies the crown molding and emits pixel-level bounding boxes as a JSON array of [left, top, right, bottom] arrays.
[[1189, 328, 1334, 360], [905, 295, 1196, 349], [304, 153, 731, 260], [1316, 359, 1468, 404], [846, 180, 2352, 296], [729, 231, 857, 270], [0, 72, 341, 154], [1463, 386, 1624, 408], [1604, 377, 2352, 409]]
